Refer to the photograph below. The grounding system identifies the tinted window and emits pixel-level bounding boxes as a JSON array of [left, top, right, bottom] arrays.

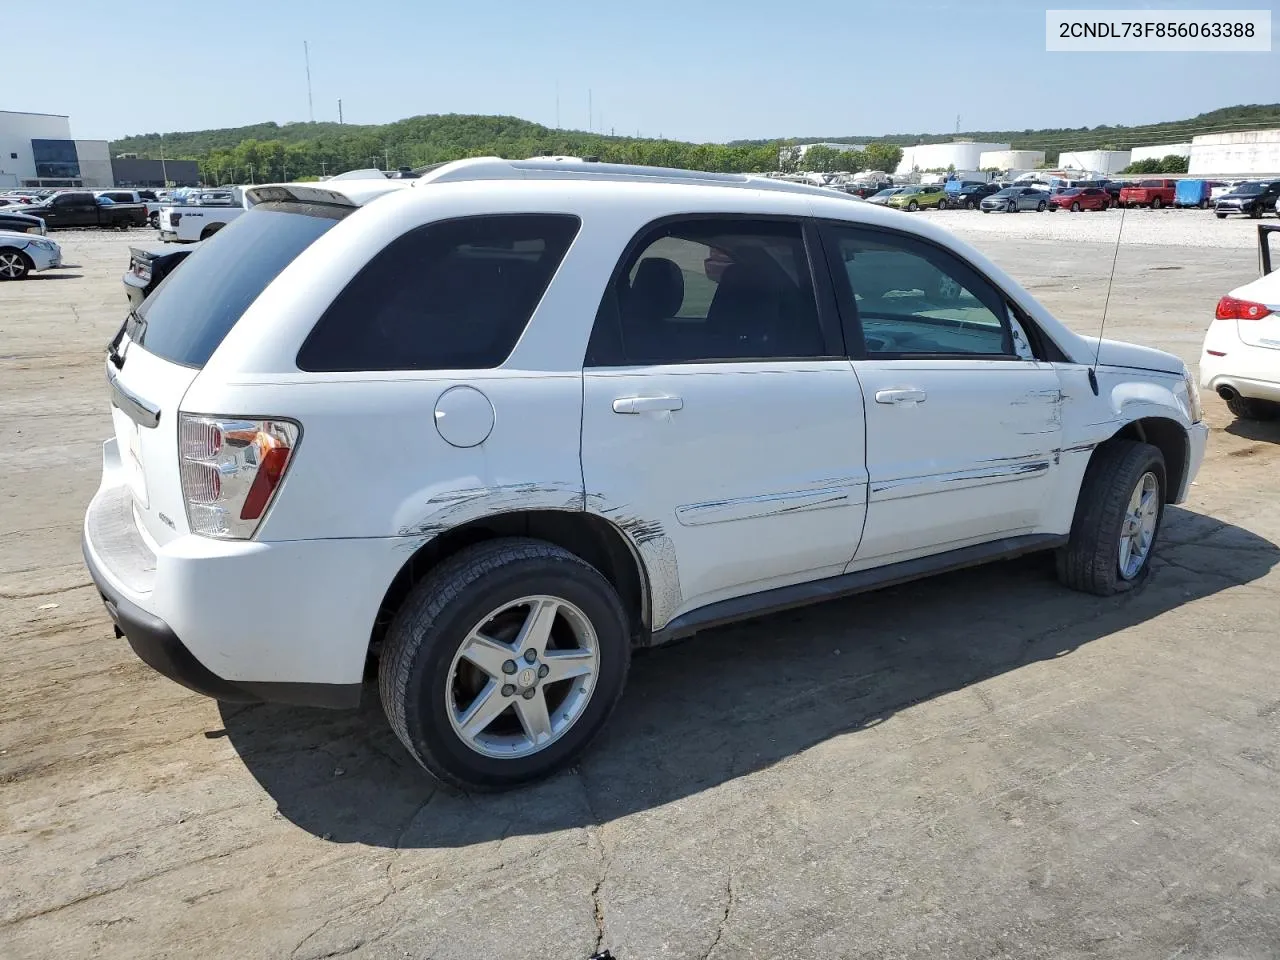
[[590, 218, 825, 365], [829, 226, 1012, 357], [134, 201, 348, 367], [298, 214, 580, 372]]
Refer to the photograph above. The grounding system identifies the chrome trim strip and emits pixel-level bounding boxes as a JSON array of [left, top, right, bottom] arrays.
[[870, 459, 1051, 502], [106, 359, 161, 429], [675, 482, 864, 527]]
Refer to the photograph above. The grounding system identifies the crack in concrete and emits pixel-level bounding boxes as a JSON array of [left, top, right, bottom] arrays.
[[577, 767, 609, 955], [702, 868, 736, 960]]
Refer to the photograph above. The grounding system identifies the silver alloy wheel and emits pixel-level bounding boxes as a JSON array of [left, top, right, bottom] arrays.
[[445, 595, 600, 759], [1118, 471, 1160, 580], [0, 251, 26, 279]]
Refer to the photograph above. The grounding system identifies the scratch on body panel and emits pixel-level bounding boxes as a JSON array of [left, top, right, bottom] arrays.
[[588, 494, 682, 634], [400, 481, 584, 537]]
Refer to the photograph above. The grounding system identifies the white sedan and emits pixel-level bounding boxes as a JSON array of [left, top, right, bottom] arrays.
[[1200, 225, 1280, 420], [0, 230, 61, 280]]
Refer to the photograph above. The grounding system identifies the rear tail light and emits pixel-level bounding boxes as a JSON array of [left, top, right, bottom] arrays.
[[179, 415, 299, 539], [170, 212, 181, 226], [1216, 296, 1273, 321]]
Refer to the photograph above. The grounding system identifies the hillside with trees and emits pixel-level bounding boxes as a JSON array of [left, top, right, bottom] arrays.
[[108, 103, 1280, 184], [730, 103, 1280, 165]]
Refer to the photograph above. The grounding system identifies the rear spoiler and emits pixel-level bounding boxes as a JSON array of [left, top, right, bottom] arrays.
[[1260, 223, 1280, 276], [243, 184, 361, 208]]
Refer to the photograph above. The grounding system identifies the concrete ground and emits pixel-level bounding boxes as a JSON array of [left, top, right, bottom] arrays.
[[2, 218, 1279, 960]]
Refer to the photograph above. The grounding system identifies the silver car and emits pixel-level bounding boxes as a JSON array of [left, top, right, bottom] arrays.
[[0, 230, 62, 280], [980, 187, 1049, 213]]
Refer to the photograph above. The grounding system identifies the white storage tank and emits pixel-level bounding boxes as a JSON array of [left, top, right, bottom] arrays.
[[1189, 130, 1280, 176], [1057, 150, 1133, 175], [896, 141, 1010, 174], [978, 149, 1045, 171]]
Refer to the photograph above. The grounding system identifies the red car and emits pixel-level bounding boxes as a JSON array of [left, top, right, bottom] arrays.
[[1049, 187, 1112, 212], [1119, 178, 1177, 209]]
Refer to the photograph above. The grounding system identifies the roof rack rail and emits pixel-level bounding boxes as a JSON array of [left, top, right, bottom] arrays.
[[408, 156, 852, 199]]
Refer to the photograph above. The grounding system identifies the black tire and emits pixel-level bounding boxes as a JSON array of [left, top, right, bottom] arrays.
[[1037, 200, 1047, 212], [0, 247, 32, 280], [149, 212, 159, 228], [1226, 395, 1280, 421], [379, 538, 631, 791], [1056, 440, 1166, 596], [1250, 205, 1263, 219], [1070, 202, 1080, 212], [1216, 212, 1227, 219], [1199, 199, 1209, 209], [982, 208, 990, 214], [1151, 197, 1163, 209], [907, 200, 918, 211], [966, 199, 976, 210]]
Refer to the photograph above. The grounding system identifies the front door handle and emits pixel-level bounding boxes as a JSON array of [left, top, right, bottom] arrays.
[[874, 388, 927, 405], [612, 395, 684, 414]]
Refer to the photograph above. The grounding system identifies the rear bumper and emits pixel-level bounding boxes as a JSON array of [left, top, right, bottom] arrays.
[[82, 438, 383, 709], [122, 271, 149, 309], [1200, 334, 1280, 403]]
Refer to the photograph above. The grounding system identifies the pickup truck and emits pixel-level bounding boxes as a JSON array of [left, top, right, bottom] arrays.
[[21, 191, 147, 230], [98, 190, 165, 228], [1119, 179, 1177, 209], [122, 241, 200, 309], [157, 186, 247, 243]]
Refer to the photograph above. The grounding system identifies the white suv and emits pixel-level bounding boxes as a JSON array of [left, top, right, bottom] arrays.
[[84, 158, 1208, 790]]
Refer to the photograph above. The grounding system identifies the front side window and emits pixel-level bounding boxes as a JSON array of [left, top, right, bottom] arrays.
[[589, 218, 826, 365], [298, 214, 580, 372], [826, 225, 1014, 358]]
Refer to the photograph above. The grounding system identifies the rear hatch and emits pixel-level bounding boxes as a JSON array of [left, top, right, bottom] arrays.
[[106, 200, 352, 545]]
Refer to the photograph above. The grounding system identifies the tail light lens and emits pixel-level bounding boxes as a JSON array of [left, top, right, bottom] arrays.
[[1216, 296, 1272, 321], [179, 415, 299, 539], [170, 212, 181, 225]]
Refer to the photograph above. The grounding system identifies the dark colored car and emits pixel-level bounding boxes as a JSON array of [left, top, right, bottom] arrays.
[[0, 210, 46, 235], [122, 241, 201, 309], [943, 182, 1002, 209], [21, 191, 147, 230], [1048, 187, 1112, 212], [1214, 180, 1280, 219], [1102, 181, 1129, 202]]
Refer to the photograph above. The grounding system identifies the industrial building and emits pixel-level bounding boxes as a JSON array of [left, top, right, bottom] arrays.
[[896, 141, 1009, 174], [1129, 142, 1191, 164], [0, 110, 114, 188], [111, 156, 201, 188], [1057, 150, 1132, 175], [978, 149, 1045, 171], [1188, 130, 1280, 176]]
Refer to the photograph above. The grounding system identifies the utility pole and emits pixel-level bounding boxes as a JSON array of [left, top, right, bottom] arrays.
[[338, 98, 343, 124], [160, 133, 169, 187], [384, 148, 390, 171], [304, 41, 315, 122], [955, 114, 960, 134]]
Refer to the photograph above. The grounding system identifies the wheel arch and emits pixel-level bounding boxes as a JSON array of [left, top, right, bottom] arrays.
[[1107, 416, 1189, 503], [370, 509, 650, 661], [0, 245, 33, 275]]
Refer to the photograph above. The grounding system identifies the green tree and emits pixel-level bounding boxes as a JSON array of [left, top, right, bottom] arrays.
[[1157, 154, 1189, 174], [860, 143, 903, 174]]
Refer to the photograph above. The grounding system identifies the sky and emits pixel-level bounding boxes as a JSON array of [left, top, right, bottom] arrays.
[[13, 0, 1276, 143]]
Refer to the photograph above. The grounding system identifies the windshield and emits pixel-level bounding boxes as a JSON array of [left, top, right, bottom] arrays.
[[1059, 188, 1082, 196], [133, 201, 349, 367], [1229, 183, 1264, 195], [993, 188, 1016, 197], [898, 186, 922, 194], [870, 189, 895, 199]]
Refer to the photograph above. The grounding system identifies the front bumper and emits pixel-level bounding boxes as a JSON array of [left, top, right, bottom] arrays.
[[1180, 420, 1210, 504], [81, 438, 386, 709]]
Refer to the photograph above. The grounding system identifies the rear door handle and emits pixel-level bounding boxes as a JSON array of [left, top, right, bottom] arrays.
[[612, 395, 684, 414], [874, 388, 927, 405]]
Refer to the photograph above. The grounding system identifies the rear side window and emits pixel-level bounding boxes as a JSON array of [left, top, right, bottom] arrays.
[[133, 201, 349, 367], [297, 214, 580, 372]]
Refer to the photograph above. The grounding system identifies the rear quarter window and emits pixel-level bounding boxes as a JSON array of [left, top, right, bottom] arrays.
[[132, 201, 349, 368], [297, 214, 581, 372]]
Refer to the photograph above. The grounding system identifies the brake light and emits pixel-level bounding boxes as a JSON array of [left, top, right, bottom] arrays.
[[179, 415, 299, 539], [1216, 296, 1273, 321]]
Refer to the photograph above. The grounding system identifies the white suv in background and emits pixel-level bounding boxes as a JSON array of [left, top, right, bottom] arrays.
[[84, 159, 1207, 790]]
